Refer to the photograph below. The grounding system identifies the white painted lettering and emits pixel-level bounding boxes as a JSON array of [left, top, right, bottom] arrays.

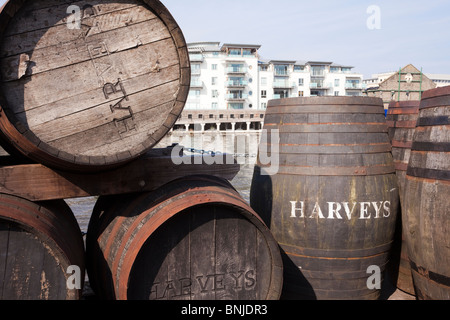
[[290, 201, 305, 218], [383, 201, 391, 218], [342, 202, 357, 220], [327, 202, 343, 219], [309, 202, 325, 219], [372, 201, 383, 219], [360, 202, 371, 219]]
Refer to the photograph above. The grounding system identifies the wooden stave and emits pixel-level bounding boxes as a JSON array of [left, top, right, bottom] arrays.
[[0, 193, 85, 300]]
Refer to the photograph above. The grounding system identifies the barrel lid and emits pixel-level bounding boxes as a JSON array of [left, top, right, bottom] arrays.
[[0, 0, 190, 171]]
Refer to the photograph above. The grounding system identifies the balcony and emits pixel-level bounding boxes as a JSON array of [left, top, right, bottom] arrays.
[[274, 69, 290, 77], [310, 82, 330, 89], [345, 83, 363, 90], [273, 80, 295, 88], [227, 66, 247, 74], [226, 80, 248, 87], [190, 80, 204, 88], [189, 54, 204, 62], [226, 93, 248, 101]]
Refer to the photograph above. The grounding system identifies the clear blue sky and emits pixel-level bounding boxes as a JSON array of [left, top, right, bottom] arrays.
[[1, 0, 449, 78]]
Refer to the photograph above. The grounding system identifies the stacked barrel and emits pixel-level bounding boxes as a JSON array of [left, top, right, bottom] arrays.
[[0, 0, 285, 301], [385, 101, 420, 295], [0, 0, 189, 300], [402, 87, 450, 300]]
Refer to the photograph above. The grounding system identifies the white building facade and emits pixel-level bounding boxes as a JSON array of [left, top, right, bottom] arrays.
[[186, 42, 365, 111]]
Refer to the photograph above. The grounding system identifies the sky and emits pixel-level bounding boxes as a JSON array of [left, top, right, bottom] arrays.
[[1, 0, 449, 78]]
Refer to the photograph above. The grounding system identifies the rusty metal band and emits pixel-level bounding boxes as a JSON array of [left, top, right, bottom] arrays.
[[392, 140, 413, 148], [387, 108, 420, 115], [406, 167, 450, 181], [410, 260, 450, 287], [272, 164, 395, 176], [266, 105, 383, 114], [416, 116, 449, 126], [280, 242, 393, 259], [266, 123, 388, 133], [278, 143, 392, 154], [411, 141, 450, 152], [394, 161, 408, 171], [386, 120, 417, 128]]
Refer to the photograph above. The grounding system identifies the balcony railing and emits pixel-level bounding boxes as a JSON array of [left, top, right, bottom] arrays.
[[227, 66, 247, 74], [345, 83, 362, 89], [226, 93, 248, 101], [189, 54, 204, 62], [226, 80, 248, 87], [273, 81, 295, 88], [190, 80, 204, 88]]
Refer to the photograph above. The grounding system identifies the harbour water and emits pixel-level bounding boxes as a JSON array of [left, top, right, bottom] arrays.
[[68, 131, 261, 233]]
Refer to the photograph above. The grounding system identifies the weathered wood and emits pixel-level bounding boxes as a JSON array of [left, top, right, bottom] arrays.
[[385, 100, 420, 296], [251, 96, 399, 300], [86, 176, 283, 300], [402, 86, 450, 300], [0, 148, 240, 201], [0, 194, 85, 300], [0, 0, 190, 171]]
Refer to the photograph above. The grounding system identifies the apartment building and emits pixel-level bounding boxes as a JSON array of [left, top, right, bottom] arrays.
[[186, 42, 364, 111]]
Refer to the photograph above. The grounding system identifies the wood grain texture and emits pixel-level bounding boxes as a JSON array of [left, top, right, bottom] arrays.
[[402, 86, 450, 300], [251, 97, 399, 300], [86, 176, 283, 300], [0, 148, 240, 201], [0, 0, 190, 171], [0, 194, 85, 300]]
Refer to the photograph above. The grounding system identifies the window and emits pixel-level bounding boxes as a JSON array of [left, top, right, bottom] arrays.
[[261, 77, 267, 86], [334, 91, 340, 96], [298, 91, 304, 97], [259, 65, 268, 71], [212, 77, 217, 85], [261, 103, 267, 109], [212, 103, 218, 109], [294, 65, 305, 72], [298, 78, 304, 86], [243, 49, 252, 56], [229, 49, 241, 56], [330, 67, 340, 73], [212, 90, 219, 98], [261, 90, 267, 98], [191, 64, 201, 74], [274, 65, 289, 76], [334, 79, 340, 87], [212, 64, 218, 70]]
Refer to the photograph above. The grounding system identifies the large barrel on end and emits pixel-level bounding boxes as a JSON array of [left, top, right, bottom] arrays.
[[403, 86, 450, 300], [86, 175, 283, 300], [0, 194, 85, 300], [250, 96, 399, 300], [0, 0, 190, 171], [385, 100, 420, 296]]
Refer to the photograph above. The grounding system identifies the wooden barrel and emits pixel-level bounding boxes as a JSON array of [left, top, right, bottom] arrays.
[[0, 194, 85, 300], [86, 175, 283, 300], [403, 86, 450, 300], [250, 96, 399, 300], [0, 0, 190, 171], [386, 100, 420, 296]]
